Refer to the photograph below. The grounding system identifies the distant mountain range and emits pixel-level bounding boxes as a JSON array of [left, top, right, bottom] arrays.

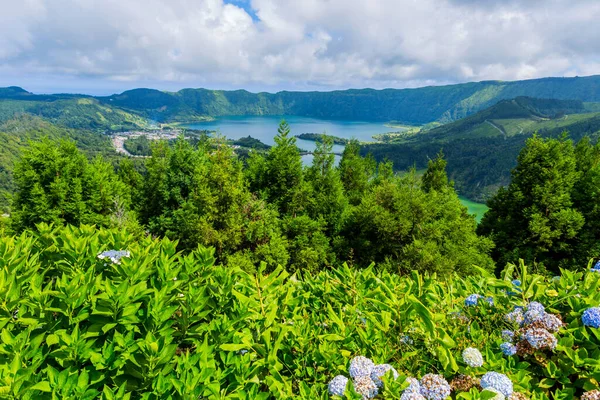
[[3, 75, 600, 126]]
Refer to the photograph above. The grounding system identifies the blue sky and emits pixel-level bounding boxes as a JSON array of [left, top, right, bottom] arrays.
[[1, 0, 599, 95]]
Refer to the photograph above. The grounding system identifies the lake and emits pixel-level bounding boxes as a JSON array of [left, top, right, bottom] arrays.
[[459, 196, 489, 222], [181, 115, 396, 153]]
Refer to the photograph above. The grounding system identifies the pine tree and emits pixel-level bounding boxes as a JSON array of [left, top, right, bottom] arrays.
[[306, 135, 348, 236], [339, 139, 374, 205], [478, 134, 585, 272]]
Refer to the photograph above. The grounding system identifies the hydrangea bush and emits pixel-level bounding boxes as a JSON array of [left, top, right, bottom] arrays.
[[1, 224, 600, 398]]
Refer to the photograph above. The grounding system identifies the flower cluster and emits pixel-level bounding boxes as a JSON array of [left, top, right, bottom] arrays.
[[480, 372, 513, 397], [419, 374, 451, 400], [582, 307, 600, 328], [591, 261, 600, 273], [328, 375, 349, 396], [371, 364, 399, 388], [503, 301, 562, 355], [462, 347, 484, 367], [501, 330, 515, 341], [465, 294, 482, 306], [329, 356, 399, 399], [450, 374, 480, 392], [523, 328, 557, 350], [97, 249, 130, 264], [400, 377, 424, 400], [500, 342, 517, 356], [582, 390, 600, 400], [504, 308, 525, 325]]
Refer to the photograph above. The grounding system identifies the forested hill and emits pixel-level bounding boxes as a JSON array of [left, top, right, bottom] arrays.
[[96, 75, 600, 123], [4, 74, 600, 124], [363, 97, 600, 201]]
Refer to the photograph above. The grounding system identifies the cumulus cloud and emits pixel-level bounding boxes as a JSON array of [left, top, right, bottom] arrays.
[[0, 0, 599, 93]]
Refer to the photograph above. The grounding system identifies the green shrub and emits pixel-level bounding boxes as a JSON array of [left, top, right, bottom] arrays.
[[0, 224, 599, 399]]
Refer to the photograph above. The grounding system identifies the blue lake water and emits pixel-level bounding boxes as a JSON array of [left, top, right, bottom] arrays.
[[181, 115, 397, 154]]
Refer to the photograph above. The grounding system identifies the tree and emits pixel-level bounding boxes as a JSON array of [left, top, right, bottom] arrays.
[[254, 120, 308, 216], [340, 156, 493, 275], [306, 135, 348, 236], [478, 134, 585, 272], [339, 139, 375, 205], [11, 139, 131, 232], [422, 151, 450, 192]]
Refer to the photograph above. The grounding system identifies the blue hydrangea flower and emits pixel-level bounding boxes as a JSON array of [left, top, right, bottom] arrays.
[[462, 347, 484, 367], [524, 328, 557, 350], [419, 374, 451, 400], [349, 356, 375, 379], [400, 334, 415, 345], [500, 342, 517, 356], [480, 372, 513, 397], [511, 279, 522, 287], [401, 392, 426, 400], [523, 309, 545, 325], [97, 249, 130, 264], [404, 377, 421, 393], [504, 309, 524, 325], [501, 330, 515, 341], [552, 276, 561, 282], [353, 376, 379, 399], [582, 307, 600, 328], [328, 375, 349, 396], [371, 364, 399, 387], [486, 296, 494, 306], [541, 313, 563, 333], [592, 261, 600, 271], [465, 294, 482, 306], [527, 302, 545, 314]]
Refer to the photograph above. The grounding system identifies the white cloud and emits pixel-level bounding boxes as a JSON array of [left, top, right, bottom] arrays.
[[0, 0, 599, 94]]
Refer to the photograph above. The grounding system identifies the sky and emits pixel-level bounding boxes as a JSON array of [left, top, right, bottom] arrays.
[[1, 0, 600, 95]]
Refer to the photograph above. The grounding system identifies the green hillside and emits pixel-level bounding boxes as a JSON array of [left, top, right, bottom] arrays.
[[5, 75, 600, 125], [0, 96, 149, 132], [364, 97, 600, 201], [97, 76, 600, 124]]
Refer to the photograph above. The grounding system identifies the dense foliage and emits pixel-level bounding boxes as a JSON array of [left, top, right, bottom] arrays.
[[8, 122, 491, 275], [478, 135, 600, 274], [1, 224, 600, 399], [4, 76, 600, 127], [9, 140, 138, 234], [97, 76, 600, 124], [123, 136, 152, 157], [0, 97, 148, 132], [364, 98, 600, 201], [0, 116, 117, 211]]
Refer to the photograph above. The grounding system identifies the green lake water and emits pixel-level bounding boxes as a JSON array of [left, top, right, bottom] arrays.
[[459, 196, 489, 222]]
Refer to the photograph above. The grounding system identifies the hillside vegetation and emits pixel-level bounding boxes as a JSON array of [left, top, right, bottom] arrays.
[[364, 98, 600, 201], [0, 115, 117, 211], [0, 96, 148, 132], [4, 75, 600, 125], [1, 224, 600, 398]]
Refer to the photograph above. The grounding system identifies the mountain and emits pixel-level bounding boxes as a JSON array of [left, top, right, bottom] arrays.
[[0, 96, 148, 132], [363, 97, 600, 201], [4, 75, 600, 125], [97, 76, 600, 124]]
